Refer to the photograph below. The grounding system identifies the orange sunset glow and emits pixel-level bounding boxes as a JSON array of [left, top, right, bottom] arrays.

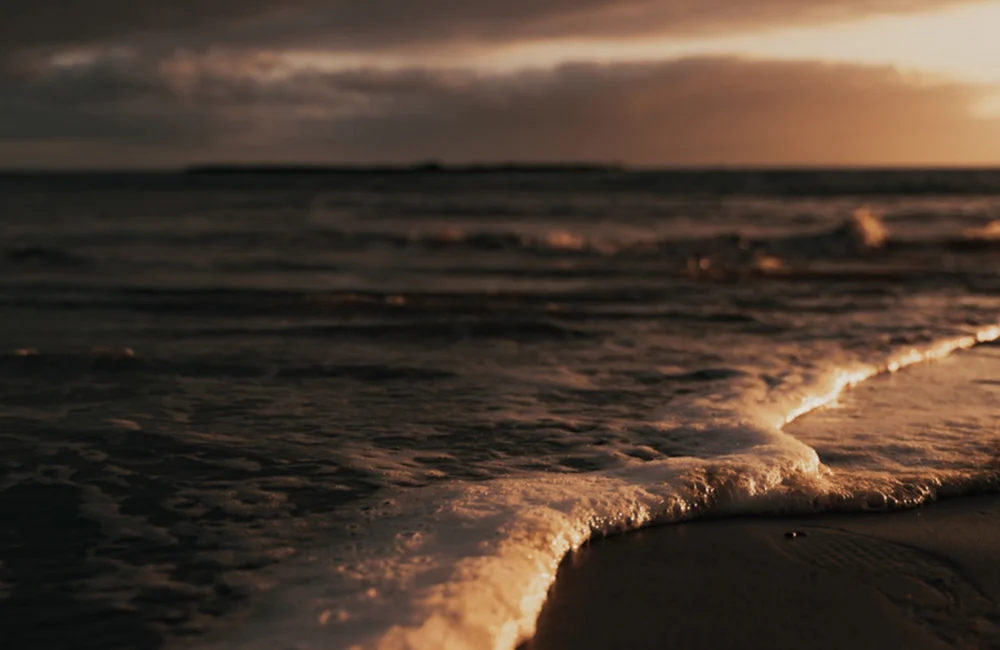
[[2, 0, 999, 167], [7, 3, 1000, 650]]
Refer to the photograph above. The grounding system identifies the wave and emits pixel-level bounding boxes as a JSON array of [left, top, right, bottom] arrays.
[[0, 350, 266, 380], [334, 210, 1000, 266], [0, 283, 763, 323], [3, 245, 92, 268], [14, 209, 1000, 285], [0, 351, 466, 384], [213, 325, 1000, 650], [9, 169, 1000, 197], [605, 169, 1000, 197], [212, 209, 997, 269]]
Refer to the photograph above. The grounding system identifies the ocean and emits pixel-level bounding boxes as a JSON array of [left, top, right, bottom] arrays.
[[2, 169, 1000, 650]]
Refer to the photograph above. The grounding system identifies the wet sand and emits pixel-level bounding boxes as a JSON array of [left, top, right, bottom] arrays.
[[522, 495, 1000, 650]]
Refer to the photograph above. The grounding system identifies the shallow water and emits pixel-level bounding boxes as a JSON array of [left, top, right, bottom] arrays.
[[2, 170, 1000, 650]]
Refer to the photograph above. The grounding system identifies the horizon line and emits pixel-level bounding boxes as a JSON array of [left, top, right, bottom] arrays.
[[4, 162, 1000, 174]]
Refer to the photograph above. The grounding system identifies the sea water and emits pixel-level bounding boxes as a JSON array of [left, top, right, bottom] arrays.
[[2, 170, 1000, 650]]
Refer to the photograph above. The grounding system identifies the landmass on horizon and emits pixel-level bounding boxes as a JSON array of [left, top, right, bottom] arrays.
[[184, 162, 627, 175], [183, 163, 1000, 175]]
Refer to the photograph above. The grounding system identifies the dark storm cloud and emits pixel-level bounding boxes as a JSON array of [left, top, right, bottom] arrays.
[[0, 0, 291, 49], [2, 55, 998, 166], [0, 52, 219, 144], [0, 0, 979, 52]]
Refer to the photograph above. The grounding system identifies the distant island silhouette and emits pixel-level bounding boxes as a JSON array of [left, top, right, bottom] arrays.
[[184, 162, 627, 175]]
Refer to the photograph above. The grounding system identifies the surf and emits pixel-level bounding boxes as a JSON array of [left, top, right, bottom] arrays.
[[209, 322, 1000, 650]]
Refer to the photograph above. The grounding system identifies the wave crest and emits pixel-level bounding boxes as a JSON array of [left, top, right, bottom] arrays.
[[216, 326, 1000, 650]]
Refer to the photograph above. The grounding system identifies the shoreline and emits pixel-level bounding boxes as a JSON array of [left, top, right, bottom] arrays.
[[521, 493, 1000, 650]]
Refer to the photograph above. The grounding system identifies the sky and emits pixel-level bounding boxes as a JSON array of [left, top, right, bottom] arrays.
[[2, 0, 1000, 168]]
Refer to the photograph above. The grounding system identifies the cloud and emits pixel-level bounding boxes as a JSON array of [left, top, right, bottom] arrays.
[[297, 60, 1000, 166], [0, 52, 207, 144], [0, 0, 980, 53], [1, 54, 998, 167], [0, 0, 289, 50]]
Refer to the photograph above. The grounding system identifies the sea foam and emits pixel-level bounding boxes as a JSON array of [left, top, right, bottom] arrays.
[[217, 325, 1000, 650]]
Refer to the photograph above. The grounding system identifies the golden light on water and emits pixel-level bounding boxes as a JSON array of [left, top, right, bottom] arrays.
[[782, 324, 1000, 427], [782, 367, 878, 427]]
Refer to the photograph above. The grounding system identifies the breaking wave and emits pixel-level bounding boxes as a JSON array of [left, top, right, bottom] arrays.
[[8, 172, 1000, 650], [217, 325, 1000, 650]]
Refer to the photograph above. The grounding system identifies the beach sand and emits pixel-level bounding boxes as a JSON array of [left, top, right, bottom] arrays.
[[522, 495, 1000, 650]]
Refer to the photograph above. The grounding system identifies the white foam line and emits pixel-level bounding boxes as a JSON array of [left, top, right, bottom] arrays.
[[782, 325, 1000, 426], [235, 326, 1000, 650], [364, 326, 1000, 650]]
